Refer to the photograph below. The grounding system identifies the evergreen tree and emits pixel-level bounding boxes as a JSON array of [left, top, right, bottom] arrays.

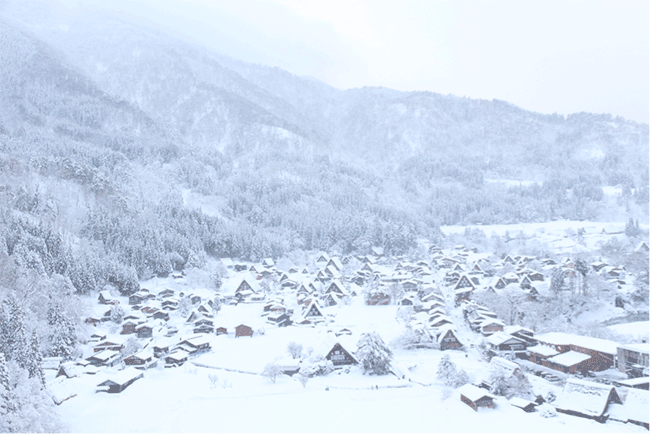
[[356, 332, 393, 375], [26, 332, 45, 387], [6, 300, 29, 366], [0, 352, 12, 426], [47, 303, 77, 361], [436, 354, 468, 387]]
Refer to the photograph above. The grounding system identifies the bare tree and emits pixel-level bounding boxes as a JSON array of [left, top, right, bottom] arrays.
[[287, 341, 303, 359], [262, 363, 282, 383]]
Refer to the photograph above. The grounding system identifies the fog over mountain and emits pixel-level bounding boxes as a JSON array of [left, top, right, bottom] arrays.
[[0, 0, 647, 274]]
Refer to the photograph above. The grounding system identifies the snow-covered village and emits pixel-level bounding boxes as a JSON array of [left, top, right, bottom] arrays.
[[24, 221, 645, 433], [0, 0, 649, 433]]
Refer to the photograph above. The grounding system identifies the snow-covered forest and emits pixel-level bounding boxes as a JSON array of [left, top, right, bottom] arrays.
[[0, 1, 648, 432]]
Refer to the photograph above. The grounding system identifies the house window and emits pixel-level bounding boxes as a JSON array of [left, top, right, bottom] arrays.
[[331, 354, 345, 361]]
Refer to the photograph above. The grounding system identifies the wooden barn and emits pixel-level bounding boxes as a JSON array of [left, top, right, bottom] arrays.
[[96, 368, 143, 394], [458, 384, 496, 412], [235, 324, 254, 338]]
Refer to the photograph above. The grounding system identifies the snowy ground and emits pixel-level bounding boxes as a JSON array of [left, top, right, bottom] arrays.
[[51, 219, 649, 432], [54, 362, 647, 433]]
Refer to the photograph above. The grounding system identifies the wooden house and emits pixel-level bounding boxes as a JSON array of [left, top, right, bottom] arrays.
[[607, 388, 649, 429], [325, 281, 347, 296], [93, 340, 124, 353], [536, 332, 618, 372], [365, 291, 391, 306], [429, 315, 453, 329], [136, 324, 154, 339], [458, 384, 496, 412], [235, 324, 254, 338], [177, 335, 211, 355], [487, 332, 527, 353], [480, 319, 505, 336], [554, 378, 621, 423], [302, 300, 325, 319], [266, 313, 292, 327], [262, 258, 275, 268], [123, 351, 156, 370], [56, 362, 80, 379], [96, 368, 143, 394], [323, 292, 341, 307], [153, 311, 169, 321], [98, 291, 118, 305], [158, 288, 175, 298], [325, 342, 358, 366], [437, 325, 463, 351], [193, 318, 214, 334], [527, 345, 560, 365], [617, 343, 649, 377], [86, 350, 121, 367], [165, 351, 189, 367], [216, 327, 228, 336], [121, 320, 139, 335]]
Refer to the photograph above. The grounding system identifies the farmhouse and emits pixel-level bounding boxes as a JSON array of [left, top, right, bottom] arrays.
[[553, 378, 622, 423]]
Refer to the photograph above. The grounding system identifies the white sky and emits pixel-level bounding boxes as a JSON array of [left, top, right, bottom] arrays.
[[90, 0, 648, 123]]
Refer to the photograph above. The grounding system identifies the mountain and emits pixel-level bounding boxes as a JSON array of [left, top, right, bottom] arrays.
[[0, 1, 647, 285]]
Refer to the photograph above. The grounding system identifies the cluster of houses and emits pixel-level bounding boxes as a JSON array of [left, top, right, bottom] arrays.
[[457, 356, 648, 429]]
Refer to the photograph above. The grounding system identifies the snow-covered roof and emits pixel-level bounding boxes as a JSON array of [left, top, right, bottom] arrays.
[[554, 379, 618, 417], [489, 356, 520, 374], [535, 332, 618, 354], [618, 343, 649, 354], [457, 383, 495, 401], [546, 351, 591, 367], [487, 332, 524, 346], [509, 397, 535, 409], [621, 388, 649, 424], [527, 345, 559, 357], [503, 325, 534, 336], [480, 318, 505, 327], [616, 376, 650, 387]]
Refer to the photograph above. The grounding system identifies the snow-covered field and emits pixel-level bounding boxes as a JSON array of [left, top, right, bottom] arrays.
[[53, 363, 646, 433]]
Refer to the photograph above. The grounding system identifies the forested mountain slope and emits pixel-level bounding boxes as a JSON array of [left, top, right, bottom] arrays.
[[0, 1, 647, 291]]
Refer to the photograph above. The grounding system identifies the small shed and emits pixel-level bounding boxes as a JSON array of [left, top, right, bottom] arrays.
[[235, 324, 254, 338], [458, 384, 496, 412], [509, 397, 537, 413]]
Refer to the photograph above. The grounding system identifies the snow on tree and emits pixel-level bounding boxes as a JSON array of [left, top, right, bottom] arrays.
[[46, 303, 77, 361], [287, 341, 303, 359], [436, 355, 469, 388], [110, 303, 125, 324], [487, 365, 533, 399], [121, 337, 142, 359], [356, 331, 393, 375], [211, 295, 222, 316], [2, 361, 65, 432]]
